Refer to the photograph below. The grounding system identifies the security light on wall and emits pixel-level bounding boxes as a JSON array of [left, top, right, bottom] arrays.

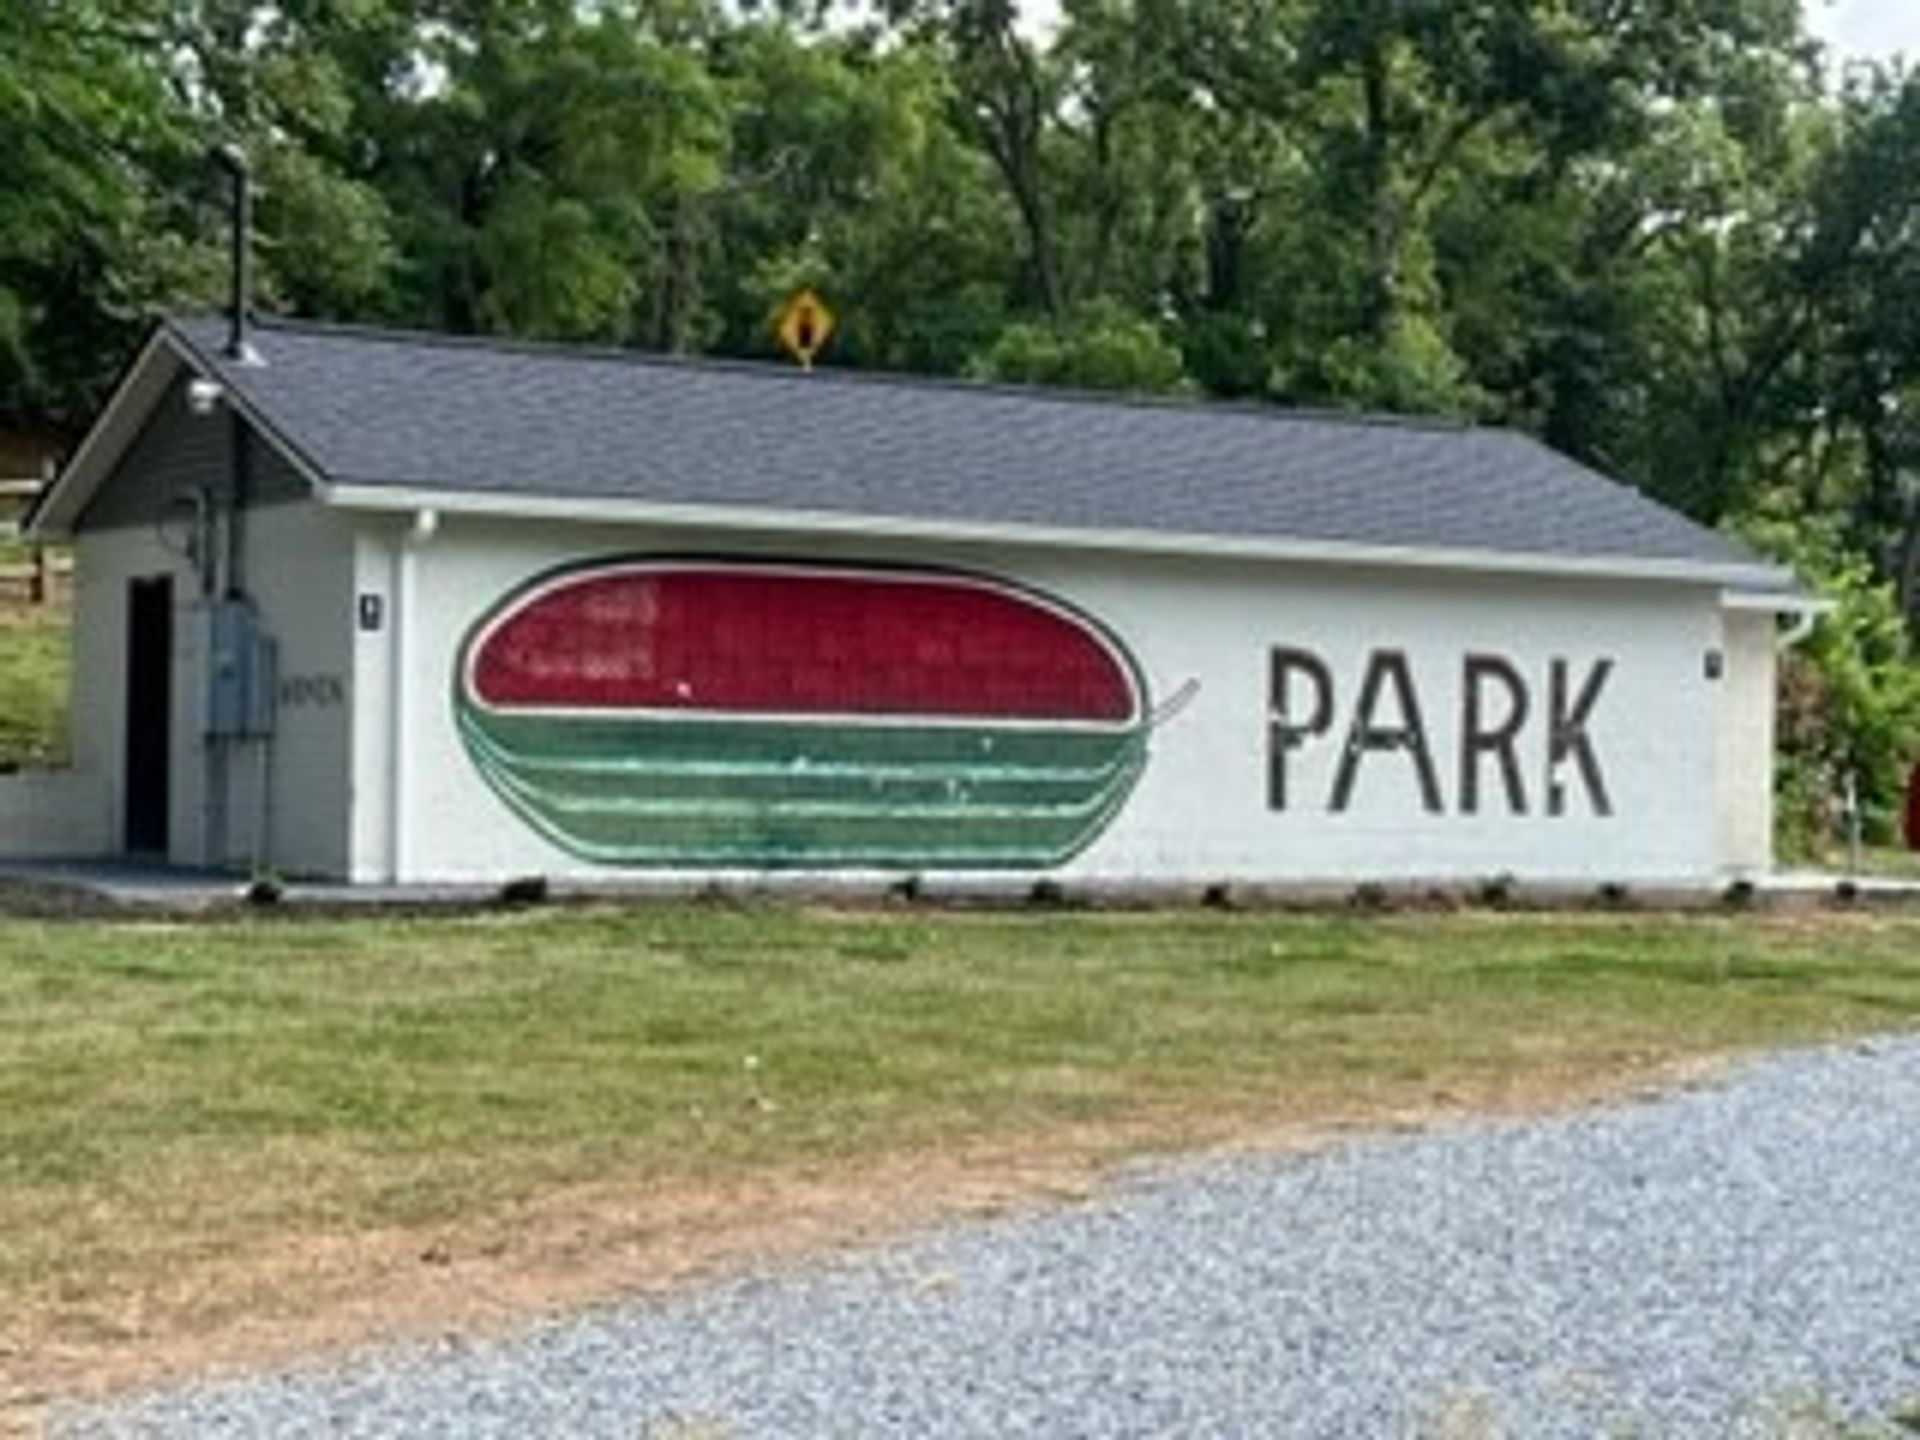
[[185, 377, 225, 417]]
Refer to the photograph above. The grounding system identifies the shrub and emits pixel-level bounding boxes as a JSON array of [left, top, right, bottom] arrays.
[[496, 874, 550, 908], [1027, 878, 1068, 908], [1741, 515, 1920, 860], [1475, 873, 1517, 909], [1349, 881, 1390, 911], [970, 303, 1190, 394]]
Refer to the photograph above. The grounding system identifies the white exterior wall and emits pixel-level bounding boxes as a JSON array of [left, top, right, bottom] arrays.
[[227, 503, 356, 877], [356, 515, 1736, 886], [0, 771, 110, 858], [1716, 610, 1778, 874], [63, 504, 354, 875]]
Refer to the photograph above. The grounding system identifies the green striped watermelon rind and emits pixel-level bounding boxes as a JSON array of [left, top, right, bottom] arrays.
[[451, 557, 1156, 871]]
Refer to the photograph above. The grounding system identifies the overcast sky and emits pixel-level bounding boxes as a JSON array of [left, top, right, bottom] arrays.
[[1803, 0, 1920, 62], [1004, 0, 1918, 63]]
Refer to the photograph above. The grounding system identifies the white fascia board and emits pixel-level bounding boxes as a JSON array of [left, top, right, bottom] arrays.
[[1720, 588, 1834, 616], [319, 480, 1796, 592], [26, 330, 181, 539]]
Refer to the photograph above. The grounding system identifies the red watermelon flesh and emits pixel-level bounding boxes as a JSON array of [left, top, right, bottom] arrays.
[[468, 566, 1138, 723]]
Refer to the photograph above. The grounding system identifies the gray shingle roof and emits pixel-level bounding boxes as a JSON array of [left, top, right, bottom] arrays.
[[168, 315, 1768, 578]]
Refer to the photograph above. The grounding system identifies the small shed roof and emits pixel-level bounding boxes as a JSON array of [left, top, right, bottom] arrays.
[[34, 314, 1793, 592]]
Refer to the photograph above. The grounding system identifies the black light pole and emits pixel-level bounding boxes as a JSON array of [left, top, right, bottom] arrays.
[[208, 144, 257, 595], [211, 144, 257, 364]]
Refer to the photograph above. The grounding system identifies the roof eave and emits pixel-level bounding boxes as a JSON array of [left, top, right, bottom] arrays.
[[319, 480, 1794, 592]]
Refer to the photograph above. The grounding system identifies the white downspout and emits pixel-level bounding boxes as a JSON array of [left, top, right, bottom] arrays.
[[388, 507, 439, 883]]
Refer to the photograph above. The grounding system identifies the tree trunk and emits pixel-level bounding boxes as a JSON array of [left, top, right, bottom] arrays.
[[988, 106, 1065, 322], [648, 195, 703, 354], [959, 9, 1066, 323], [1359, 43, 1399, 342], [1204, 192, 1253, 311]]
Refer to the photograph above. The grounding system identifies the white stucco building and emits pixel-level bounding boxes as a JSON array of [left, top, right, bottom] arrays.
[[9, 315, 1813, 887]]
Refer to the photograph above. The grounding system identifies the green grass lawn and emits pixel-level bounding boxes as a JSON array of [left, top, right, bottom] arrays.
[[3, 903, 1920, 1372], [0, 580, 68, 766], [1794, 843, 1920, 881], [1859, 846, 1920, 880]]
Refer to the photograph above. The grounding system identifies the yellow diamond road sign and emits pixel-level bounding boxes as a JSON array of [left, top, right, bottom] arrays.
[[777, 289, 834, 370]]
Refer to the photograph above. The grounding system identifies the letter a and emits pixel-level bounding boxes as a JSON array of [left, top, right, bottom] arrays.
[[1331, 651, 1443, 814]]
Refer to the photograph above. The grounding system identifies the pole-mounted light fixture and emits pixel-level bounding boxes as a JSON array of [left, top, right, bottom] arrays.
[[211, 144, 261, 366]]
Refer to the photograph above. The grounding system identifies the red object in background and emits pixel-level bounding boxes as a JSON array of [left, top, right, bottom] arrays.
[[471, 563, 1138, 723], [1906, 761, 1920, 851]]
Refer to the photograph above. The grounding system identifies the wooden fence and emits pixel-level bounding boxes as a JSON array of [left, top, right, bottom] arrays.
[[1, 477, 59, 605]]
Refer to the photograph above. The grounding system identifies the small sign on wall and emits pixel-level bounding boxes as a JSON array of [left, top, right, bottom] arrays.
[[281, 674, 346, 709], [358, 594, 384, 632]]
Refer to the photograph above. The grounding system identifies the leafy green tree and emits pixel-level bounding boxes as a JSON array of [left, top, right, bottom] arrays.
[[2, 0, 1918, 688], [1, 0, 404, 423], [1792, 73, 1920, 610], [931, 0, 1072, 319], [1744, 509, 1920, 853], [700, 25, 1016, 371], [0, 0, 193, 424], [969, 301, 1189, 390], [348, 0, 728, 344], [161, 0, 399, 314]]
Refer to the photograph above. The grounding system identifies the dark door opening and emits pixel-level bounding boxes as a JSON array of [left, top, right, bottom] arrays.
[[124, 575, 173, 854]]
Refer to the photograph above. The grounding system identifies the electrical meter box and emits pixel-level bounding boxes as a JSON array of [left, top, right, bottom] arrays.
[[200, 598, 278, 738]]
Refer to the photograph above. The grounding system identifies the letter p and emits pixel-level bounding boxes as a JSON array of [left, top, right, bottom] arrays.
[[1269, 647, 1334, 811]]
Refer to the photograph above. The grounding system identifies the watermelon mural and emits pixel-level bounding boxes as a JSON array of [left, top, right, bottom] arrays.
[[451, 559, 1168, 868]]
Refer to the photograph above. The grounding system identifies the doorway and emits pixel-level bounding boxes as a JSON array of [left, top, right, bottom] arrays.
[[124, 575, 173, 854]]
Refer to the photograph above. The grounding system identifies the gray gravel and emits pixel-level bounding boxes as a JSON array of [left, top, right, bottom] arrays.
[[56, 1037, 1920, 1438]]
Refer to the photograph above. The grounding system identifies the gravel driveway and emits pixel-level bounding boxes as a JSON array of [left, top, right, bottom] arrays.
[[56, 1037, 1920, 1438]]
